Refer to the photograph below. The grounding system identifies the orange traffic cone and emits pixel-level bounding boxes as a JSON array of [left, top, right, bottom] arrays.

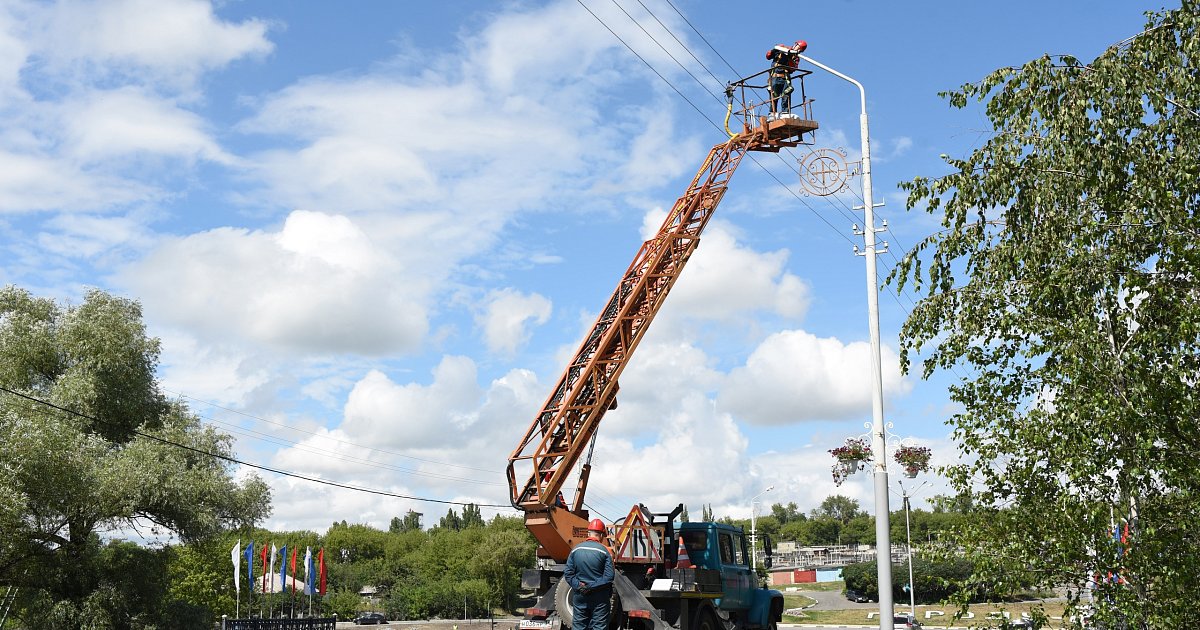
[[675, 536, 694, 569]]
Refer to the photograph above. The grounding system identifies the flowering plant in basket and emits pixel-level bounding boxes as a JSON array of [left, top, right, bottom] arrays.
[[829, 438, 872, 485], [893, 445, 932, 478]]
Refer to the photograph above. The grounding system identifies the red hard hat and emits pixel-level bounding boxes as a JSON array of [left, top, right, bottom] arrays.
[[588, 518, 606, 533], [793, 40, 808, 52]]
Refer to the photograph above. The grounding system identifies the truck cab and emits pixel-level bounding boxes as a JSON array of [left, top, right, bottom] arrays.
[[674, 522, 781, 630]]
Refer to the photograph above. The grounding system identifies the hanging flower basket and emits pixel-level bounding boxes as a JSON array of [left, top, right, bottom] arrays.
[[893, 445, 932, 478], [829, 438, 872, 486]]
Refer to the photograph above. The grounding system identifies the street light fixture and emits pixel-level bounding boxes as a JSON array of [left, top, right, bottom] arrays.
[[750, 485, 774, 571], [799, 52, 894, 630]]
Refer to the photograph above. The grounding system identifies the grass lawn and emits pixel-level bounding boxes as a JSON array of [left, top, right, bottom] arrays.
[[780, 582, 1073, 628]]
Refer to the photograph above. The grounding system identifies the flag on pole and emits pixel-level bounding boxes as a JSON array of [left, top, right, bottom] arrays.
[[318, 548, 327, 595], [279, 544, 288, 592], [260, 541, 269, 593], [269, 542, 278, 592], [304, 547, 314, 595], [245, 541, 255, 586], [289, 546, 298, 595], [232, 539, 241, 594]]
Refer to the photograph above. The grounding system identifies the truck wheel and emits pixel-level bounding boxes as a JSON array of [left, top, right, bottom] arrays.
[[554, 579, 575, 630], [692, 608, 721, 630]]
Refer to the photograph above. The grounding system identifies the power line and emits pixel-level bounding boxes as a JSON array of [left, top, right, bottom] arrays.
[[628, 0, 725, 89], [660, 0, 739, 76], [575, 0, 856, 246], [0, 386, 516, 510], [604, 0, 864, 232], [167, 390, 499, 475], [197, 413, 505, 487], [605, 1, 925, 314]]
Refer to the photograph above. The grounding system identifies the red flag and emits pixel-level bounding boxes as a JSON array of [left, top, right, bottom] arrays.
[[260, 541, 270, 593], [289, 546, 298, 594], [317, 548, 327, 595]]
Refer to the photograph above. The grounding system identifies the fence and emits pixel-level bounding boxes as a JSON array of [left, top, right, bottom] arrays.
[[222, 618, 337, 630]]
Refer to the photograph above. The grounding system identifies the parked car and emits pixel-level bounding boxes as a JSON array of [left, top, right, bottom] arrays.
[[894, 614, 922, 629], [844, 588, 871, 603], [355, 611, 387, 625]]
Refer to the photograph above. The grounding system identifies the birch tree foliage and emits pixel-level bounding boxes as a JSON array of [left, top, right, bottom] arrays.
[[891, 3, 1199, 626]]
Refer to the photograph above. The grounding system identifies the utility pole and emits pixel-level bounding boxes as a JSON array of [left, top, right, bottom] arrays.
[[800, 52, 893, 630]]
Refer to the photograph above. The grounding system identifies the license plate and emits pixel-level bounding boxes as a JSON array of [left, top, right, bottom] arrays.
[[520, 620, 554, 630]]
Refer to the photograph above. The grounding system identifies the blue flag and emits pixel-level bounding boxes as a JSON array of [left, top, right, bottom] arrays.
[[279, 544, 288, 591], [245, 541, 255, 584]]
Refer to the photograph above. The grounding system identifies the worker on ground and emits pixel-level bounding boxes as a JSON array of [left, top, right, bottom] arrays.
[[766, 40, 806, 113], [563, 519, 614, 630]]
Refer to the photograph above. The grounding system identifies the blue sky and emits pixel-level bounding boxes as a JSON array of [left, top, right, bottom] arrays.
[[0, 0, 1165, 533]]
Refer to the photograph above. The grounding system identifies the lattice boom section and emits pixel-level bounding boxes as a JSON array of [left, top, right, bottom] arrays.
[[508, 137, 752, 509]]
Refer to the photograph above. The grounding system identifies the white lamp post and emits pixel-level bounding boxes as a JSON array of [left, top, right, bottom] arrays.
[[899, 480, 927, 622], [799, 52, 893, 630], [750, 485, 774, 571]]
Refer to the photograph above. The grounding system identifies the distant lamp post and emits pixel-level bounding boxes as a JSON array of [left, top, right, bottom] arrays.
[[750, 485, 774, 571], [899, 478, 929, 622]]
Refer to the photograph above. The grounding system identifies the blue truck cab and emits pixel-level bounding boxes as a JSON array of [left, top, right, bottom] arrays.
[[675, 522, 782, 630]]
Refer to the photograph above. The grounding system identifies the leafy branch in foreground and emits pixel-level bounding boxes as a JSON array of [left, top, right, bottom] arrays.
[[891, 3, 1200, 627]]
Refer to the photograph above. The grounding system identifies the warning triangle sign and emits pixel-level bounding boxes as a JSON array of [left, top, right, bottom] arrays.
[[613, 505, 663, 563]]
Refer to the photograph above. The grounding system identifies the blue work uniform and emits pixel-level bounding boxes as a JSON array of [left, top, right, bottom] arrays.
[[766, 47, 799, 112], [563, 539, 614, 630]]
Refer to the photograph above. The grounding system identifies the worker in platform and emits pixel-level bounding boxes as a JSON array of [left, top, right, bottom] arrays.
[[542, 470, 568, 508], [563, 519, 614, 630], [766, 40, 806, 113]]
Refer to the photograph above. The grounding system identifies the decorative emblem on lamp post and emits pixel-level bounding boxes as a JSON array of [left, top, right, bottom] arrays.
[[798, 147, 855, 196]]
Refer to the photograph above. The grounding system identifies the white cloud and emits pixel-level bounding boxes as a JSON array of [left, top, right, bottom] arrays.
[[638, 211, 810, 324], [36, 212, 153, 259], [477, 289, 552, 356], [260, 361, 546, 531], [719, 329, 911, 425], [601, 339, 722, 437], [33, 0, 272, 87], [341, 357, 483, 450], [879, 136, 913, 162], [120, 210, 430, 355], [0, 4, 29, 100], [588, 392, 751, 510], [0, 149, 157, 213], [63, 87, 234, 164]]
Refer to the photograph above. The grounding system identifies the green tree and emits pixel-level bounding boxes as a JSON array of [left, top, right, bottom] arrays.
[[769, 502, 803, 524], [777, 520, 807, 544], [840, 515, 875, 545], [468, 528, 535, 611], [0, 287, 271, 625], [389, 510, 424, 533], [810, 495, 863, 524], [701, 504, 713, 522], [891, 4, 1200, 626], [461, 503, 484, 529], [796, 518, 840, 546], [439, 507, 463, 531]]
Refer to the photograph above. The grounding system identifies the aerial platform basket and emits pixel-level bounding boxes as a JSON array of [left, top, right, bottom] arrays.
[[725, 65, 819, 152]]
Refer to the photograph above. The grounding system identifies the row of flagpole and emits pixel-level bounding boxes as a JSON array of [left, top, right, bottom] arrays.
[[231, 540, 327, 619]]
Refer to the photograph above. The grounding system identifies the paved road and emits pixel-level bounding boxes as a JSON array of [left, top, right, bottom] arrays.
[[796, 589, 877, 611]]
